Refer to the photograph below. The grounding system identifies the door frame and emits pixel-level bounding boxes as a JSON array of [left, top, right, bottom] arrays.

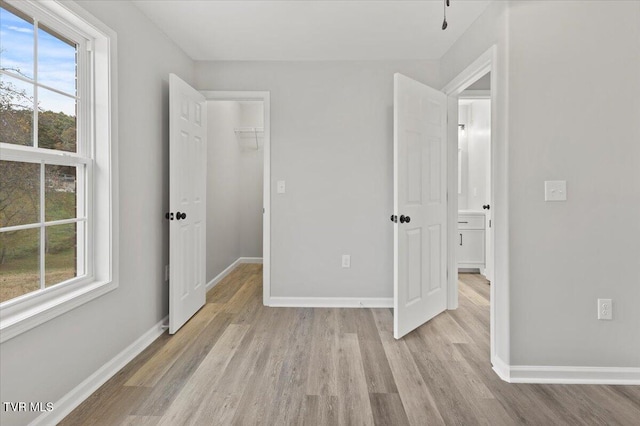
[[442, 45, 510, 377], [199, 90, 271, 306]]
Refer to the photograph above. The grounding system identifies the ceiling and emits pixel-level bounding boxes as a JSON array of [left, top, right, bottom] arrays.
[[132, 0, 492, 61], [467, 72, 491, 90]]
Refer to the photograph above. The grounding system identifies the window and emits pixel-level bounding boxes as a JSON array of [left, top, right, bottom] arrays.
[[0, 0, 117, 342]]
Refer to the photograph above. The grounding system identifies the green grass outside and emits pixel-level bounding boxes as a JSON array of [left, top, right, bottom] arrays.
[[0, 191, 78, 303]]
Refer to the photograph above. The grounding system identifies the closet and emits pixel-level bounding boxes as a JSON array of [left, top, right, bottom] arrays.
[[206, 100, 264, 283]]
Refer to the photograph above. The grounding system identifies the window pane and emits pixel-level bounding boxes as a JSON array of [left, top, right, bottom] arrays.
[[45, 222, 77, 287], [0, 73, 34, 146], [0, 227, 40, 303], [0, 3, 34, 79], [45, 165, 77, 221], [0, 160, 40, 228], [37, 23, 77, 96], [37, 87, 76, 152]]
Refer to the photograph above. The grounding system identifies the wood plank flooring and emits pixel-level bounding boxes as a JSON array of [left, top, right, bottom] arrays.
[[61, 266, 640, 425]]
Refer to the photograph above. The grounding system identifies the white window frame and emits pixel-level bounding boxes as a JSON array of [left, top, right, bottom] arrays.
[[0, 0, 118, 343]]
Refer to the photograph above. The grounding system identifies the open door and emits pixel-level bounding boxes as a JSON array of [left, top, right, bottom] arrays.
[[393, 73, 448, 339], [169, 74, 207, 334]]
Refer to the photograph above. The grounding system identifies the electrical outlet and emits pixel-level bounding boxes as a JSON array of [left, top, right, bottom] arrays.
[[165, 264, 169, 281], [342, 255, 351, 268], [544, 180, 567, 201], [597, 299, 612, 320]]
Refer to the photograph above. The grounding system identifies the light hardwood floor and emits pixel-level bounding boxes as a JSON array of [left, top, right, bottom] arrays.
[[61, 265, 640, 425]]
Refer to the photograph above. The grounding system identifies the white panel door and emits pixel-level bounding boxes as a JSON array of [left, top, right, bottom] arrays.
[[393, 73, 448, 339], [169, 74, 207, 334]]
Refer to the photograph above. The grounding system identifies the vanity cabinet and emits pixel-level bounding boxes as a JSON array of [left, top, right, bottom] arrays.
[[457, 212, 485, 270]]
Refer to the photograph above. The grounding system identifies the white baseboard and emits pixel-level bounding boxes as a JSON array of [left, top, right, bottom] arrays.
[[30, 316, 168, 426], [206, 257, 263, 291], [239, 257, 263, 264], [268, 297, 393, 308], [491, 355, 511, 382], [507, 365, 640, 385]]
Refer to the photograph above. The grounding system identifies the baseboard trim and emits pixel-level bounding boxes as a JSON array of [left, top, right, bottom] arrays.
[[30, 316, 168, 426], [268, 297, 393, 308], [206, 257, 263, 291], [491, 355, 511, 382], [239, 257, 263, 264], [492, 356, 639, 385], [507, 365, 640, 385]]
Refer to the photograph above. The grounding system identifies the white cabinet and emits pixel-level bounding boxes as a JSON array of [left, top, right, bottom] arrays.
[[457, 212, 485, 270]]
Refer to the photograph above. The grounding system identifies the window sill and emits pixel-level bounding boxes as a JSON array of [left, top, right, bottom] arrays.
[[0, 279, 117, 344]]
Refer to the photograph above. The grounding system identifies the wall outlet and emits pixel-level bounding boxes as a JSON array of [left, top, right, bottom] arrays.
[[342, 255, 351, 268], [165, 264, 169, 281], [597, 299, 612, 320], [544, 180, 567, 201], [277, 180, 286, 194]]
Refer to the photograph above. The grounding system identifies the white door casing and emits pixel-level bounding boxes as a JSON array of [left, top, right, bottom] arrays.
[[484, 114, 493, 282], [393, 73, 448, 339], [169, 74, 207, 334]]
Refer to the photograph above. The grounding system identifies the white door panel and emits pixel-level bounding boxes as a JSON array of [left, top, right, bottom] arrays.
[[169, 74, 207, 334], [394, 73, 448, 339]]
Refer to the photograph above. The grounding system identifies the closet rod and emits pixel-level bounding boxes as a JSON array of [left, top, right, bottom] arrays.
[[234, 127, 263, 150]]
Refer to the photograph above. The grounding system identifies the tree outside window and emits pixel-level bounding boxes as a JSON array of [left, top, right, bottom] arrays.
[[1, 0, 85, 303]]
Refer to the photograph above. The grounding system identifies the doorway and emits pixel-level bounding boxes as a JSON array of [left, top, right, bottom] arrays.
[[200, 91, 271, 305], [458, 89, 491, 281], [442, 46, 508, 375]]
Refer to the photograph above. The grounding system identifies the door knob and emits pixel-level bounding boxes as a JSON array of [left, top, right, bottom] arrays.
[[390, 215, 397, 223], [399, 215, 411, 224], [176, 212, 187, 220], [483, 204, 490, 210], [165, 212, 174, 220]]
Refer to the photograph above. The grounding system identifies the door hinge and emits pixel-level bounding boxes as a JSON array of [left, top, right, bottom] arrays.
[[489, 219, 492, 228]]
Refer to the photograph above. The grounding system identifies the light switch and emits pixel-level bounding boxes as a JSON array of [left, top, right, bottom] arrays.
[[277, 180, 286, 194], [544, 180, 567, 201]]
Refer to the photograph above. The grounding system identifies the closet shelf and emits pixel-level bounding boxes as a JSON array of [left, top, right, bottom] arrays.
[[234, 127, 264, 135], [234, 127, 264, 150]]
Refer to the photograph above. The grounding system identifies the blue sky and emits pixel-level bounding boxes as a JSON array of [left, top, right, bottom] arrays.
[[1, 5, 77, 116]]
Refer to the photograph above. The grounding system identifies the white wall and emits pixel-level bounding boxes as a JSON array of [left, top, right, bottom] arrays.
[[207, 101, 242, 281], [238, 102, 264, 258], [442, 0, 640, 369], [458, 99, 490, 211], [0, 1, 195, 425], [195, 61, 440, 299], [458, 104, 470, 209], [507, 0, 640, 368], [206, 101, 263, 282]]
